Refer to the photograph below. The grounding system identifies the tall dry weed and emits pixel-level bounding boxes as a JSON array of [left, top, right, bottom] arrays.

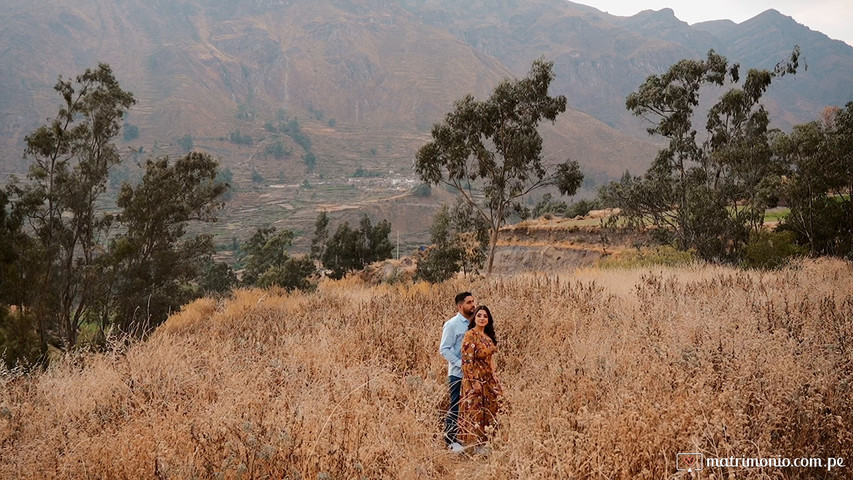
[[1, 259, 851, 478]]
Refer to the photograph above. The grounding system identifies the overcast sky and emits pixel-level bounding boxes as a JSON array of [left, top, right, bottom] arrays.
[[579, 0, 853, 46]]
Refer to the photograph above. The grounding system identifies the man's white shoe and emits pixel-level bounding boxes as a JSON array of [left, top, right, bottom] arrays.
[[448, 442, 464, 453]]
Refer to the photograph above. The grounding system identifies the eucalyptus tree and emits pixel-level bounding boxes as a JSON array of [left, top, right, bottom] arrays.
[[8, 63, 135, 348], [415, 198, 490, 283], [603, 48, 800, 261], [775, 103, 853, 258], [310, 211, 330, 261], [240, 226, 314, 290], [415, 59, 583, 273], [319, 213, 393, 280], [110, 152, 226, 334]]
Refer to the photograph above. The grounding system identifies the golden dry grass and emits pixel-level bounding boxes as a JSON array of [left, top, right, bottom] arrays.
[[1, 259, 852, 479]]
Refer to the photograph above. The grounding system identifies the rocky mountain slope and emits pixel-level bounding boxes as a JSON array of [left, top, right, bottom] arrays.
[[1, 0, 850, 249]]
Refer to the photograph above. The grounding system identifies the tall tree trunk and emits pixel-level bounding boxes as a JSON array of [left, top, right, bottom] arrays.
[[485, 207, 503, 274]]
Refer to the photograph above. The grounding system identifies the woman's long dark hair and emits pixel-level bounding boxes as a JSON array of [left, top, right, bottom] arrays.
[[468, 305, 498, 345]]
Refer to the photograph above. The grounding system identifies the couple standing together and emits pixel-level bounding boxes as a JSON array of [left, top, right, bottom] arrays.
[[439, 292, 504, 454]]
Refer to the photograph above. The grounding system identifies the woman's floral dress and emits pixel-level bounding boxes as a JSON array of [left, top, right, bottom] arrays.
[[458, 329, 503, 446]]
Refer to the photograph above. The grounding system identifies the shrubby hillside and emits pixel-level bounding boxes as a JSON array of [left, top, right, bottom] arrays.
[[1, 259, 851, 478]]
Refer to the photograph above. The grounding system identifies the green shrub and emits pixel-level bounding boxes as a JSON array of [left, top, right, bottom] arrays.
[[265, 140, 290, 159], [241, 227, 315, 290], [741, 230, 806, 270], [200, 262, 237, 296], [0, 308, 43, 369], [414, 244, 462, 283], [257, 257, 315, 291]]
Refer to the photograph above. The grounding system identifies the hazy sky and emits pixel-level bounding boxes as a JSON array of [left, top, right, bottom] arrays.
[[580, 0, 853, 46]]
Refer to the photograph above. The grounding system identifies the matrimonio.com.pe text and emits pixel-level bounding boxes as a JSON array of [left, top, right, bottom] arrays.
[[677, 453, 846, 473]]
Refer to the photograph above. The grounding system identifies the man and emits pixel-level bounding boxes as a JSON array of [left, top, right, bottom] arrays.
[[439, 291, 476, 452]]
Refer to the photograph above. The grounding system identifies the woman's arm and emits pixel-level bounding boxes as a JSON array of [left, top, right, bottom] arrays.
[[490, 352, 504, 393], [461, 332, 482, 391]]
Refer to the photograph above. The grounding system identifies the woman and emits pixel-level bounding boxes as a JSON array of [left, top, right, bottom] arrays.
[[458, 305, 504, 451]]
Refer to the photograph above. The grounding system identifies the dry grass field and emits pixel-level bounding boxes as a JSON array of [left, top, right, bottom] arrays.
[[1, 259, 851, 479]]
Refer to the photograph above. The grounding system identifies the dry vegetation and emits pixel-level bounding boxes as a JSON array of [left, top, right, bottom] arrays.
[[1, 259, 852, 479]]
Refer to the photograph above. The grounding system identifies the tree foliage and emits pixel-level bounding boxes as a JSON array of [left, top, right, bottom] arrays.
[[310, 211, 330, 261], [447, 198, 490, 275], [0, 308, 41, 368], [265, 140, 290, 159], [0, 192, 42, 367], [415, 206, 462, 283], [415, 58, 583, 273], [319, 214, 393, 280], [415, 199, 490, 283], [741, 230, 806, 270], [6, 63, 135, 348], [321, 222, 360, 280], [240, 226, 314, 291], [0, 189, 18, 305], [1, 65, 230, 364], [199, 261, 237, 297], [109, 152, 226, 334], [774, 103, 853, 258], [601, 48, 800, 262], [531, 193, 601, 219]]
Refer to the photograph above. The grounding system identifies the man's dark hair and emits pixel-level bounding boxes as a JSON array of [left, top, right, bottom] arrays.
[[455, 291, 472, 305]]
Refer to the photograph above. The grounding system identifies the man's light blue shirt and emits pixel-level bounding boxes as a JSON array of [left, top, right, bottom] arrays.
[[440, 312, 469, 378]]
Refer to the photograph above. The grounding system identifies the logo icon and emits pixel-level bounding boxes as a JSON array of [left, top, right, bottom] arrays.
[[677, 453, 704, 472]]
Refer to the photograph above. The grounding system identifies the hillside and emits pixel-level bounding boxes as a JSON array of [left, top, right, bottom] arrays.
[[0, 0, 661, 175], [1, 0, 851, 251], [692, 9, 853, 126], [1, 259, 851, 477], [402, 1, 853, 135]]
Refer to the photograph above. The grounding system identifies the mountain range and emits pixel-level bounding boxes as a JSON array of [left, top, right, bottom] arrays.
[[1, 0, 851, 248]]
